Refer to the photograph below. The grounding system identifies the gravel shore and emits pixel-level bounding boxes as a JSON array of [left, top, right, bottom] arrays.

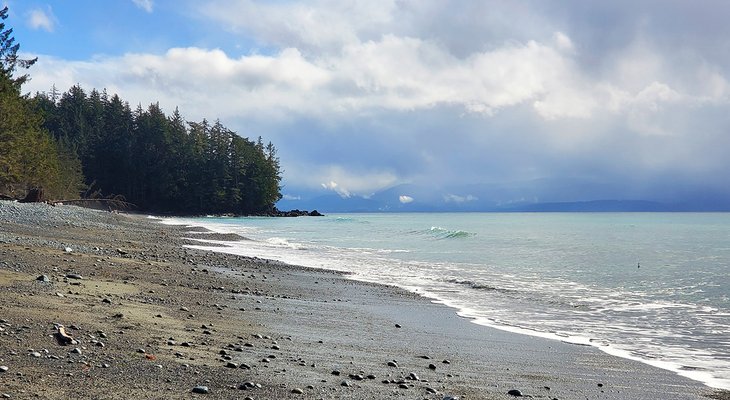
[[1, 201, 728, 399]]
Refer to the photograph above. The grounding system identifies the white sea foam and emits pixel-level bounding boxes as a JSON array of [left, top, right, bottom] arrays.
[[161, 213, 730, 391]]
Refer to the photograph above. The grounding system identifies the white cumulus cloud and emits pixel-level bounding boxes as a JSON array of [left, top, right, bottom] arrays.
[[399, 195, 414, 204], [132, 0, 154, 13], [27, 7, 56, 32]]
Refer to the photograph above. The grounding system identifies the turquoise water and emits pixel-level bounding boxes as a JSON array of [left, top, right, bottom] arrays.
[[163, 213, 730, 389]]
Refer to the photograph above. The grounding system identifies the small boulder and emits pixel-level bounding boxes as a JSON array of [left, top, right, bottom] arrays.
[[191, 386, 209, 394]]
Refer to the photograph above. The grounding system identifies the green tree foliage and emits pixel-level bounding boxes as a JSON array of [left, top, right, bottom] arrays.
[[1, 5, 281, 211], [33, 86, 283, 214], [0, 6, 37, 89], [0, 6, 83, 199]]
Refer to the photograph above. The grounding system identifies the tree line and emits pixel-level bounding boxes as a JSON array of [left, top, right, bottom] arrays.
[[0, 6, 282, 215]]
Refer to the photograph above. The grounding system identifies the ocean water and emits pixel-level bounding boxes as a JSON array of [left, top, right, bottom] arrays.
[[162, 212, 730, 390]]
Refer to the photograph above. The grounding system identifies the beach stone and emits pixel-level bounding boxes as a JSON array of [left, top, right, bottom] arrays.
[[428, 363, 437, 370], [507, 389, 523, 397], [331, 370, 341, 376], [408, 372, 420, 381], [398, 383, 409, 389], [70, 348, 82, 355], [36, 275, 50, 282], [0, 366, 8, 373], [238, 381, 258, 390], [291, 388, 304, 394], [239, 363, 252, 370], [225, 362, 238, 369], [387, 360, 398, 367], [192, 386, 209, 394], [65, 274, 82, 280], [341, 380, 350, 387]]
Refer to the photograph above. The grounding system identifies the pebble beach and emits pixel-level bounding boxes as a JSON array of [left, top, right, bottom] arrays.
[[0, 201, 728, 400]]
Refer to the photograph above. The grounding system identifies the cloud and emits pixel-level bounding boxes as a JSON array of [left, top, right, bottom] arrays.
[[132, 0, 154, 13], [282, 194, 301, 201], [307, 166, 397, 198], [399, 195, 414, 204], [321, 181, 351, 198], [20, 1, 730, 203], [27, 7, 56, 32], [444, 194, 478, 203]]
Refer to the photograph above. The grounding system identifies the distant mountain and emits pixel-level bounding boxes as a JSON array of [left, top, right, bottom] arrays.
[[277, 183, 730, 213]]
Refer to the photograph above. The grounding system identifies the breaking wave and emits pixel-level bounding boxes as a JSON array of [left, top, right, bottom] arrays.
[[427, 226, 476, 239]]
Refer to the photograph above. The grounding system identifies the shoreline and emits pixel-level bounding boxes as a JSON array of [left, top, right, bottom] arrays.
[[171, 214, 730, 393], [0, 202, 727, 399]]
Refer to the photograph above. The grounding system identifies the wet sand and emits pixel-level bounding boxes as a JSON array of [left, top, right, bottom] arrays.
[[0, 202, 727, 399]]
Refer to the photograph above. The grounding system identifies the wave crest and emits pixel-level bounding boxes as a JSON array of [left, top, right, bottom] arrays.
[[427, 226, 475, 239]]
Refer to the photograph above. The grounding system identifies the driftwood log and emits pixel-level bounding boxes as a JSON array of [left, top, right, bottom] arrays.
[[52, 198, 136, 211]]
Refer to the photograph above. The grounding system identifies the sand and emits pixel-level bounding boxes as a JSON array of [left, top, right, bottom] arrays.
[[0, 202, 728, 399]]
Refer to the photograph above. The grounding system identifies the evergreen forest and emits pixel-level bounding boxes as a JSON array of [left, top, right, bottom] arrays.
[[0, 6, 282, 215]]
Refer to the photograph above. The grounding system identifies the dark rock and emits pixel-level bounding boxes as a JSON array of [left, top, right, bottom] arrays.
[[428, 363, 436, 370], [192, 386, 209, 394], [331, 370, 341, 376], [341, 380, 350, 387], [65, 274, 82, 280], [387, 360, 398, 367], [291, 388, 304, 394], [0, 366, 8, 373], [225, 362, 238, 368], [395, 323, 402, 328], [507, 389, 523, 397], [238, 381, 259, 390], [36, 275, 50, 282]]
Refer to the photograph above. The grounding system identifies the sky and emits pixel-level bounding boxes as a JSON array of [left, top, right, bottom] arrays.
[[5, 0, 730, 208]]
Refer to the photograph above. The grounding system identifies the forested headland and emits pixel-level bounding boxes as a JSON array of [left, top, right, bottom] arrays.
[[1, 6, 283, 215]]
